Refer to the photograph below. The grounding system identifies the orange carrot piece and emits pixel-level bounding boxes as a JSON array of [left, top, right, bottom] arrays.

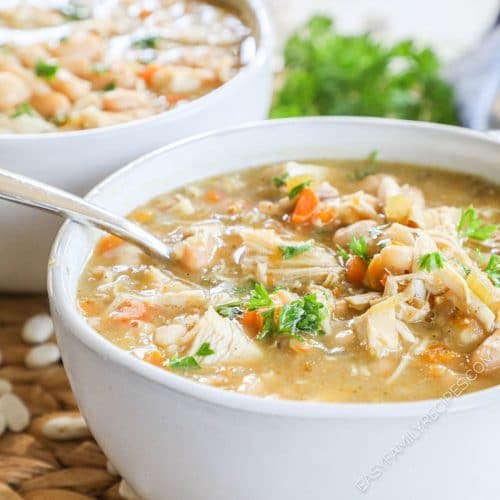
[[204, 189, 223, 204], [241, 310, 264, 331], [291, 188, 319, 224], [139, 64, 159, 86], [345, 256, 368, 285], [143, 350, 165, 367], [421, 343, 462, 365], [79, 299, 99, 316], [365, 254, 385, 290], [317, 206, 336, 223], [166, 93, 187, 105], [139, 9, 152, 19], [96, 235, 124, 255]]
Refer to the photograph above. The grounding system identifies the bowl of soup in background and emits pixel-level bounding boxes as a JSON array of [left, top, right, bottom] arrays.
[[49, 118, 500, 500], [0, 0, 273, 292]]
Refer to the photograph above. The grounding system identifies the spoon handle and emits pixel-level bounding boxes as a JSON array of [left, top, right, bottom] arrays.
[[0, 168, 171, 261]]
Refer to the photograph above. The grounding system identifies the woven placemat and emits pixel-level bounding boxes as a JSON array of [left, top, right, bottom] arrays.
[[0, 295, 127, 500]]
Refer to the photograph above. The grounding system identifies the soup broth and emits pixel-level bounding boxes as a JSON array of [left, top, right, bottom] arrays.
[[78, 159, 500, 402]]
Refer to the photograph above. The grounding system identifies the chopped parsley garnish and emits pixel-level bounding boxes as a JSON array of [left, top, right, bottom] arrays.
[[348, 236, 369, 262], [258, 308, 277, 340], [215, 301, 244, 319], [10, 103, 33, 119], [273, 172, 289, 187], [35, 60, 59, 79], [458, 206, 497, 241], [257, 294, 326, 340], [368, 150, 379, 164], [288, 180, 311, 199], [335, 244, 350, 261], [103, 81, 116, 91], [247, 283, 273, 311], [270, 15, 459, 125], [168, 353, 200, 369], [417, 252, 445, 272], [485, 254, 500, 287], [278, 294, 326, 336], [278, 240, 313, 260], [195, 342, 215, 357], [59, 2, 91, 20], [347, 168, 376, 181], [133, 36, 161, 49]]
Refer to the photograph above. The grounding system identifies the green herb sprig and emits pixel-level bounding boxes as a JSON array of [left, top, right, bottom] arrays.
[[35, 59, 59, 79], [484, 254, 500, 287], [458, 206, 497, 241], [417, 252, 445, 272], [278, 240, 313, 260], [288, 180, 312, 199], [348, 236, 369, 262]]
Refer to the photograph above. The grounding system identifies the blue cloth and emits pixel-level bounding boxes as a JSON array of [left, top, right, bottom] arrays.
[[446, 26, 500, 130]]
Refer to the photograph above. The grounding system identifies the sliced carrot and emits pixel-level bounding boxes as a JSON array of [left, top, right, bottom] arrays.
[[79, 299, 99, 316], [204, 189, 223, 204], [112, 300, 157, 324], [166, 93, 187, 105], [241, 310, 264, 332], [316, 206, 336, 223], [291, 188, 319, 224], [420, 343, 462, 365], [143, 350, 165, 367], [138, 64, 159, 86], [96, 234, 124, 255], [345, 256, 367, 285], [130, 209, 155, 224], [365, 254, 385, 290], [139, 9, 152, 20]]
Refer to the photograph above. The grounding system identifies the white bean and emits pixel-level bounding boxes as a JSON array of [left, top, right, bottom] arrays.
[[42, 413, 89, 441], [25, 343, 60, 369], [106, 459, 119, 476], [0, 412, 6, 437], [22, 313, 54, 344], [0, 378, 12, 396], [0, 393, 30, 432], [119, 479, 141, 500]]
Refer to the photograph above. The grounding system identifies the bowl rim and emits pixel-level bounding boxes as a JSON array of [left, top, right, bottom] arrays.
[[48, 116, 500, 419], [0, 0, 273, 142]]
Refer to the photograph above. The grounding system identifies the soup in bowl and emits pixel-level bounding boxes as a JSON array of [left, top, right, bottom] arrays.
[[49, 118, 500, 500]]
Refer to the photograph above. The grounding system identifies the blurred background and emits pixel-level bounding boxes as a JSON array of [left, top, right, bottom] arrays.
[[267, 0, 500, 130]]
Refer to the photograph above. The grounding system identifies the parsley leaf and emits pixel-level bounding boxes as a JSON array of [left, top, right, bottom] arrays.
[[133, 36, 161, 49], [485, 254, 500, 287], [278, 294, 326, 337], [273, 173, 289, 187], [336, 244, 350, 261], [247, 283, 273, 311], [347, 167, 376, 181], [458, 206, 497, 241], [270, 16, 459, 125], [195, 342, 215, 357], [169, 353, 200, 369], [35, 60, 59, 79], [278, 240, 313, 259], [215, 301, 244, 319], [258, 308, 277, 340], [10, 103, 33, 119], [288, 180, 311, 199], [103, 81, 116, 91], [417, 252, 445, 272], [348, 236, 369, 262]]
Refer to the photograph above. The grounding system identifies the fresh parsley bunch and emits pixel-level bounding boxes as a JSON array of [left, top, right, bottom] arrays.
[[271, 16, 459, 125]]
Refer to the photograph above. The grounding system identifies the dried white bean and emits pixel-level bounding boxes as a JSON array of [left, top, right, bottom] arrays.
[[107, 459, 119, 476], [22, 314, 54, 344], [42, 414, 89, 441], [25, 343, 60, 369], [0, 378, 12, 396], [0, 393, 30, 432], [0, 412, 6, 437], [119, 479, 141, 500]]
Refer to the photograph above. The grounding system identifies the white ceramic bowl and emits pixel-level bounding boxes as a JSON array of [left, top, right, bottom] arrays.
[[49, 118, 500, 500], [0, 0, 273, 292]]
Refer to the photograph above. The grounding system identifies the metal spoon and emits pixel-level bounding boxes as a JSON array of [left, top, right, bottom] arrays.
[[0, 167, 172, 262]]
